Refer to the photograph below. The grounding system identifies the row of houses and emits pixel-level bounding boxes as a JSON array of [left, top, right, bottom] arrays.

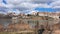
[[31, 12, 60, 19]]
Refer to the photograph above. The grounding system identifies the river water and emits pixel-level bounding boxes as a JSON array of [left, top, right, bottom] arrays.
[[0, 19, 12, 27]]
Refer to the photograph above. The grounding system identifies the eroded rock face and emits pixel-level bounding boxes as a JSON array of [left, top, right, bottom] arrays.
[[52, 30, 60, 34], [14, 23, 30, 30], [0, 25, 3, 29], [7, 22, 31, 32], [50, 23, 60, 34], [42, 22, 60, 34], [0, 24, 4, 31]]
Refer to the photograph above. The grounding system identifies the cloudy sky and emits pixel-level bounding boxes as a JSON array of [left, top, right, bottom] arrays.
[[0, 0, 60, 14]]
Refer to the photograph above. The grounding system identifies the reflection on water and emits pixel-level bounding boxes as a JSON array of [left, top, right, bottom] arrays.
[[0, 19, 12, 27]]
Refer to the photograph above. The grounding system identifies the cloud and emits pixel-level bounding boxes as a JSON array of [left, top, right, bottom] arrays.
[[50, 0, 60, 8], [31, 0, 53, 4], [0, 0, 60, 14]]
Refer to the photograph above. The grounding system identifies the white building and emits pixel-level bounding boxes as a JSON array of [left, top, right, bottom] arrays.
[[38, 12, 48, 16]]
